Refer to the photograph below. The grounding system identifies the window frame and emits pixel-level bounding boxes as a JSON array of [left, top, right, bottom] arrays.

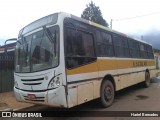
[[96, 29, 115, 57], [112, 33, 130, 58], [15, 25, 60, 73], [64, 18, 97, 69], [128, 38, 141, 58], [139, 43, 148, 59]]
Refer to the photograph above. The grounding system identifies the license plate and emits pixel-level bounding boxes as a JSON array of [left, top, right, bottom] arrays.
[[27, 94, 36, 100]]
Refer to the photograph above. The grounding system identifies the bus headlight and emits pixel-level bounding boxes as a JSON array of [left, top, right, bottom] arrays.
[[55, 77, 60, 86], [48, 76, 61, 89], [50, 79, 55, 88], [14, 80, 19, 88]]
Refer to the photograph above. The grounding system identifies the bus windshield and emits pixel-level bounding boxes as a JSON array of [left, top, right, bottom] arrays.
[[15, 26, 59, 73]]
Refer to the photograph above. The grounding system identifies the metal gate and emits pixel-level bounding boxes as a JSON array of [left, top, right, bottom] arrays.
[[0, 52, 14, 93]]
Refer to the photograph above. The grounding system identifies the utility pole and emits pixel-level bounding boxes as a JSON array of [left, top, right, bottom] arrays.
[[141, 35, 143, 40], [110, 19, 113, 29]]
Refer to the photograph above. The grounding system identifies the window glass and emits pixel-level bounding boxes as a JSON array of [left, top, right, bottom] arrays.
[[96, 30, 114, 57], [102, 32, 112, 45], [147, 45, 152, 53], [121, 37, 128, 47], [146, 45, 154, 59], [15, 26, 59, 73], [16, 35, 32, 72], [113, 35, 121, 45], [113, 34, 130, 57], [65, 27, 96, 69], [128, 39, 141, 58], [22, 13, 58, 35], [31, 30, 44, 65], [140, 44, 145, 51], [139, 43, 148, 59], [65, 28, 76, 56], [82, 32, 95, 56]]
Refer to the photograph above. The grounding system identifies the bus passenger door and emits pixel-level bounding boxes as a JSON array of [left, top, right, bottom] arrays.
[[64, 22, 99, 107]]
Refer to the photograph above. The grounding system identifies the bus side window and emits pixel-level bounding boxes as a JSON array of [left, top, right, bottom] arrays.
[[147, 45, 154, 59], [139, 43, 148, 59], [128, 39, 141, 58], [113, 34, 130, 58], [65, 27, 96, 69], [96, 30, 114, 57]]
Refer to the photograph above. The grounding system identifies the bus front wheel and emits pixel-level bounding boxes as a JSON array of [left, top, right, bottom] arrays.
[[100, 80, 115, 108]]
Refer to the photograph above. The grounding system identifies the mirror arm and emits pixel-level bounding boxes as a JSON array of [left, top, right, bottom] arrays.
[[4, 38, 17, 54]]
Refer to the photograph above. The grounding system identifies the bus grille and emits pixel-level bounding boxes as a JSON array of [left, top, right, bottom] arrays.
[[21, 78, 44, 86], [23, 95, 45, 102]]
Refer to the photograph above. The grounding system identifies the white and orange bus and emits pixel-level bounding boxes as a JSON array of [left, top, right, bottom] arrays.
[[14, 12, 156, 108]]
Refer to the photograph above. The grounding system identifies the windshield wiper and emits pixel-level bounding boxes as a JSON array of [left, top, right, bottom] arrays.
[[43, 26, 54, 43], [43, 26, 57, 56]]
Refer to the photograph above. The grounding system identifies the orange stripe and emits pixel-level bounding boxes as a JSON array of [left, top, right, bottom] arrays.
[[66, 61, 98, 75], [66, 59, 155, 75]]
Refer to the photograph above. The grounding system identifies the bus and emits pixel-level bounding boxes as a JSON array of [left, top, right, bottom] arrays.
[[14, 12, 156, 108]]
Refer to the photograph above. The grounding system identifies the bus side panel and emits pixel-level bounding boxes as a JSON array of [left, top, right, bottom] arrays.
[[77, 83, 93, 105], [114, 76, 121, 91], [67, 78, 100, 108], [97, 58, 120, 91], [47, 86, 67, 108], [119, 75, 128, 89], [66, 62, 99, 107], [67, 84, 78, 108], [93, 80, 101, 98], [137, 67, 146, 83]]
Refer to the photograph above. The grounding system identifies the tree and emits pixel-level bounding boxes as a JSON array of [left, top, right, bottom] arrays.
[[154, 48, 160, 53], [81, 1, 109, 27]]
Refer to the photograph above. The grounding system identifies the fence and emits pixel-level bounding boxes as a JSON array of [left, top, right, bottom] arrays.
[[0, 52, 14, 93]]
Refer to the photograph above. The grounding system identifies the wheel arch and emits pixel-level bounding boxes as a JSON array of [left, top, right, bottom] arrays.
[[101, 74, 116, 92], [146, 68, 150, 74]]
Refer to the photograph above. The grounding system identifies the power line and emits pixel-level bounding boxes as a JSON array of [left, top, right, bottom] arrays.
[[110, 12, 160, 28], [113, 12, 160, 21]]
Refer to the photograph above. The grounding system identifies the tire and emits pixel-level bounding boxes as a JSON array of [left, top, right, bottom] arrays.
[[100, 80, 115, 108], [143, 71, 150, 88]]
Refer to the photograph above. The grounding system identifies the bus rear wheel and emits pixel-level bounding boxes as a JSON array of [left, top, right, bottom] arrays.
[[143, 71, 150, 87], [100, 80, 114, 108]]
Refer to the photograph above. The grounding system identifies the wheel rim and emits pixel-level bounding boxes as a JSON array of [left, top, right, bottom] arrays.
[[104, 86, 113, 102]]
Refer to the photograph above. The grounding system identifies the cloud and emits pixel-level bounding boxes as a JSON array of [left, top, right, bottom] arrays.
[[144, 30, 160, 49], [0, 38, 5, 46], [127, 27, 160, 50]]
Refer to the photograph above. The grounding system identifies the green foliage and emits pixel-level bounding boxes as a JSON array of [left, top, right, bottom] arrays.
[[81, 1, 108, 27], [153, 48, 160, 53]]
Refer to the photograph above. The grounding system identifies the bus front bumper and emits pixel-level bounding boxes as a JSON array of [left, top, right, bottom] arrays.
[[14, 86, 67, 108]]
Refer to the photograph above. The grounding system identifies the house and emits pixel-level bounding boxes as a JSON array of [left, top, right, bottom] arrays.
[[154, 52, 160, 70], [0, 42, 16, 93]]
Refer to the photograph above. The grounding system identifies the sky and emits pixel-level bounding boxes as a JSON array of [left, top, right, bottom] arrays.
[[0, 0, 160, 48]]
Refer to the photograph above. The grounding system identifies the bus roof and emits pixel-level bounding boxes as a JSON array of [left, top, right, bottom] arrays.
[[69, 13, 151, 46], [19, 13, 58, 36], [18, 12, 152, 46]]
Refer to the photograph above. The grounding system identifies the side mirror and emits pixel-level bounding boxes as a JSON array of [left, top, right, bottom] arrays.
[[4, 38, 17, 54]]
